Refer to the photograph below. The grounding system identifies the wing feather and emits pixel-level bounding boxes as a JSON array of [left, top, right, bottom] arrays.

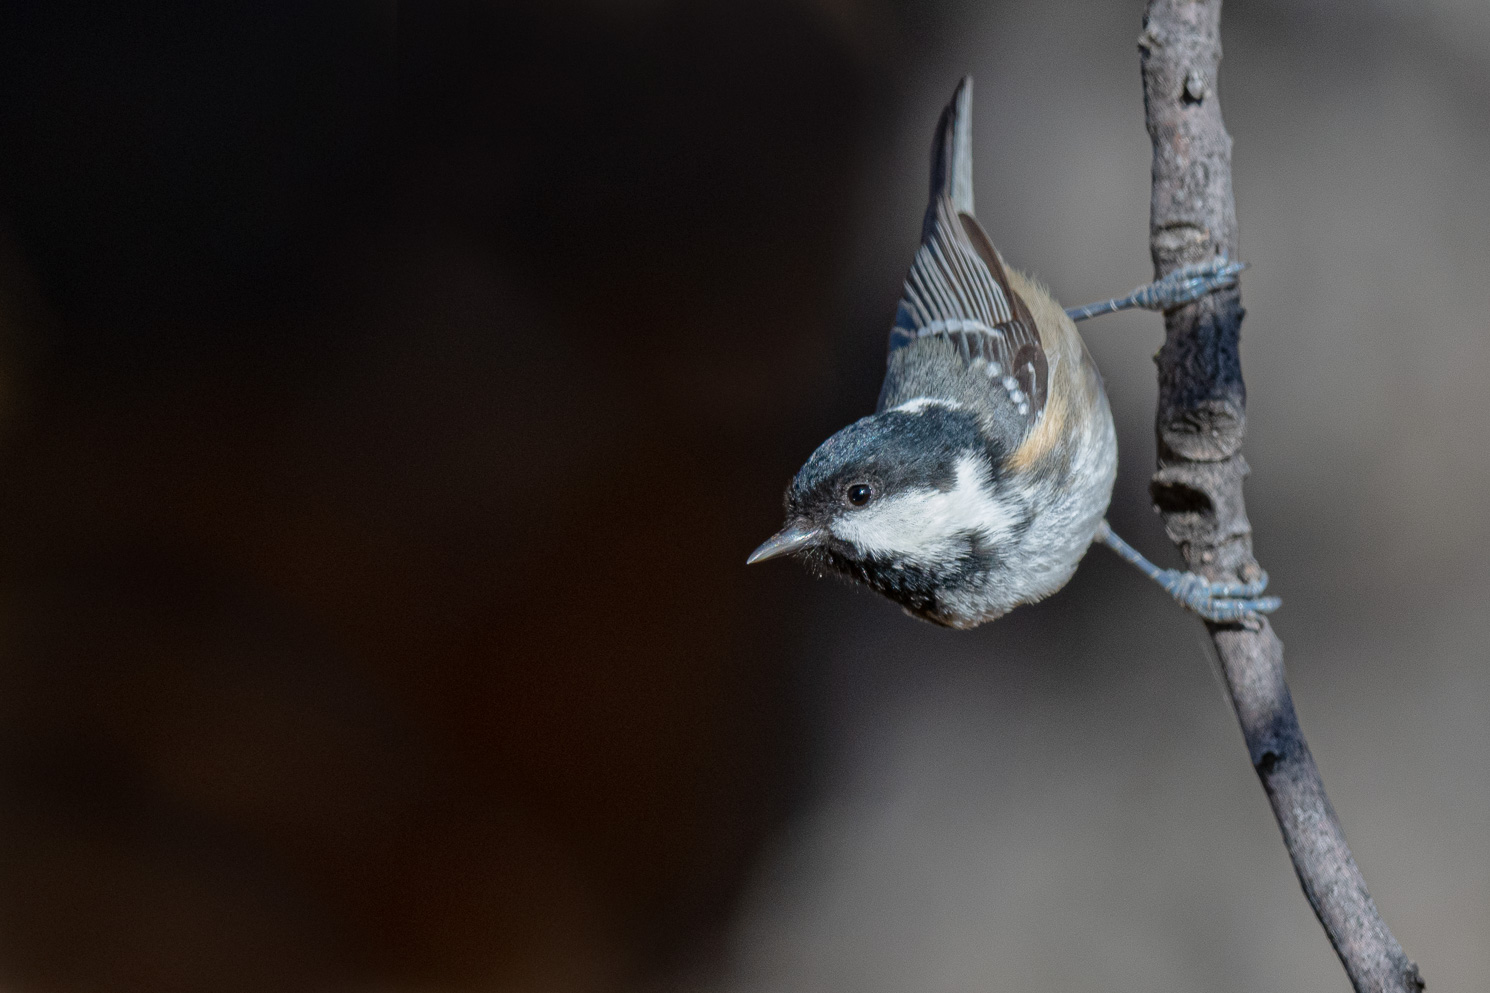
[[888, 85, 1050, 435]]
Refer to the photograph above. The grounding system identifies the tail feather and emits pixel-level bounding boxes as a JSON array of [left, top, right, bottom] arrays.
[[927, 75, 975, 226], [891, 76, 1050, 431]]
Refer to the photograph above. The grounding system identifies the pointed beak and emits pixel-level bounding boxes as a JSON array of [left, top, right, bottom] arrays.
[[746, 525, 821, 565]]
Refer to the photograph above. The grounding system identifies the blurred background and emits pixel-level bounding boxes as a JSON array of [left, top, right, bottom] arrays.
[[0, 1, 1485, 990]]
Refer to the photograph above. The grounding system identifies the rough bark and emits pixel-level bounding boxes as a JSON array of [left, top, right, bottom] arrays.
[[1139, 3, 1423, 991]]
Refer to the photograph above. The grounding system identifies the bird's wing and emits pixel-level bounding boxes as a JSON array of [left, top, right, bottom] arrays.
[[887, 76, 1048, 430]]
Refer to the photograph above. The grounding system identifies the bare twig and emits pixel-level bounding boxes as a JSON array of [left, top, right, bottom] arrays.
[[1139, 3, 1423, 991]]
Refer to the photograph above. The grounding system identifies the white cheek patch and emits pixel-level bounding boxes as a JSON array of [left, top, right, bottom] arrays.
[[828, 454, 1017, 563]]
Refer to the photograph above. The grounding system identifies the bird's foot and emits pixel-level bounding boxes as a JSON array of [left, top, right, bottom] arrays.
[[1156, 567, 1281, 624], [1064, 257, 1247, 322], [1136, 258, 1246, 311], [1095, 521, 1280, 624]]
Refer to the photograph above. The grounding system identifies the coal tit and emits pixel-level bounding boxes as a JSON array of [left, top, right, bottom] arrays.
[[749, 77, 1280, 627]]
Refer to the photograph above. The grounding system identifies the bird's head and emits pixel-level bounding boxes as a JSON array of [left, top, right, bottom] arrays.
[[748, 400, 1018, 626]]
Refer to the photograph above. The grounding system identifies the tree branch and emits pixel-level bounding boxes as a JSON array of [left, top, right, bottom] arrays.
[[1139, 3, 1423, 991]]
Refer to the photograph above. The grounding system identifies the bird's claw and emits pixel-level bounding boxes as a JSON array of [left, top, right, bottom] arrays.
[[1157, 568, 1280, 623], [1136, 258, 1247, 312]]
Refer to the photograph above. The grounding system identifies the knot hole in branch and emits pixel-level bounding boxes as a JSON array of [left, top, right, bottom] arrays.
[[1150, 477, 1213, 517]]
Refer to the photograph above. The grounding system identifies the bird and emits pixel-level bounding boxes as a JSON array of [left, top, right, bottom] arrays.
[[747, 76, 1279, 628]]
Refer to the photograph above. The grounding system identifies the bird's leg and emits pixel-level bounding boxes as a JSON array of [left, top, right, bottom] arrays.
[[1093, 520, 1280, 623], [1064, 258, 1246, 322]]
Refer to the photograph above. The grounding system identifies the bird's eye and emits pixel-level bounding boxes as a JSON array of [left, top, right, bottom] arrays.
[[847, 483, 874, 507]]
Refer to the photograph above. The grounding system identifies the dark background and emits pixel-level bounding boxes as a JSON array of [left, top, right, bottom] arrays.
[[0, 1, 1485, 991]]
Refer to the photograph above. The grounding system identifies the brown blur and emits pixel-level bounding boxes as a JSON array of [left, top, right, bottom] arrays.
[[0, 2, 1485, 991]]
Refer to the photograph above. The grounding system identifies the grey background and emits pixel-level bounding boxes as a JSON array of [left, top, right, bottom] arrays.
[[704, 1, 1489, 990]]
